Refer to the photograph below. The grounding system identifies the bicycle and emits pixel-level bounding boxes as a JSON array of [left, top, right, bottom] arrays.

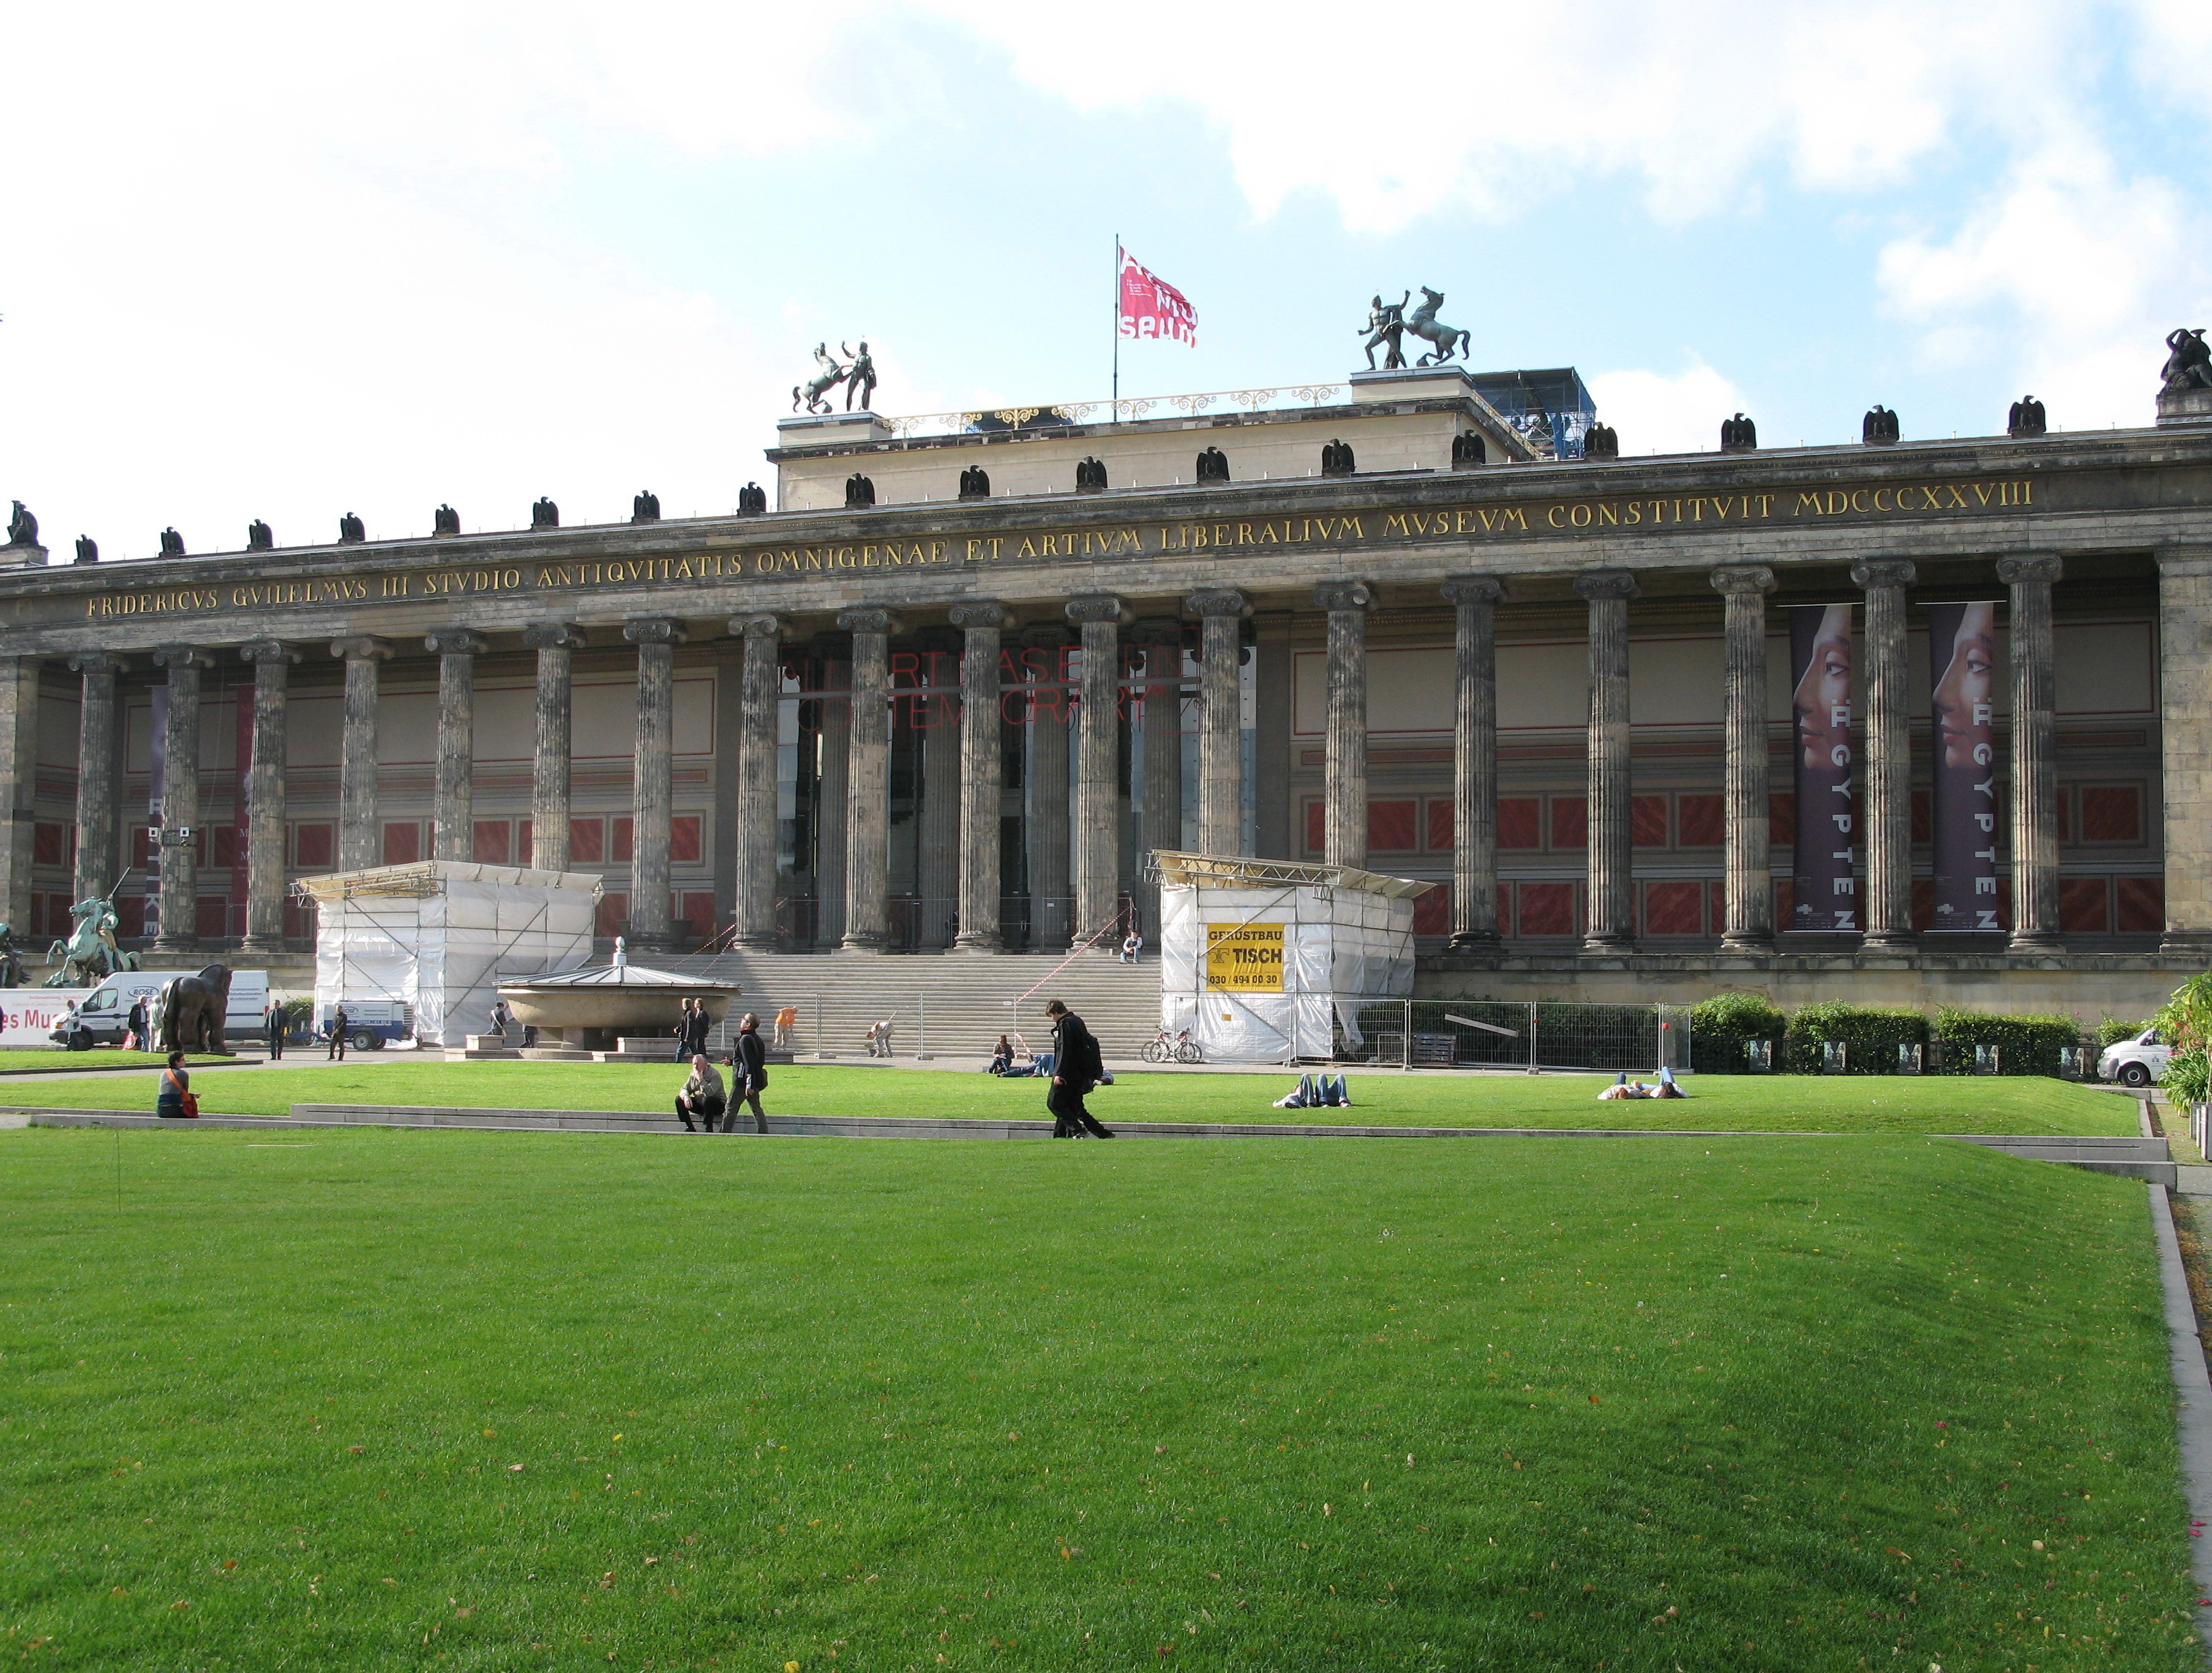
[[1141, 1030, 1205, 1065]]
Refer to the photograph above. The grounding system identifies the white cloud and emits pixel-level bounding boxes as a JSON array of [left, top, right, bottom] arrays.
[[1875, 144, 2208, 429], [1585, 363, 1749, 457]]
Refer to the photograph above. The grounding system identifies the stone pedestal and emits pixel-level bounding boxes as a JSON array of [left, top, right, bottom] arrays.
[[1711, 565, 1777, 953], [1348, 365, 1475, 405], [1189, 588, 1250, 856], [1575, 570, 1638, 953], [238, 641, 298, 953], [1441, 577, 1503, 954], [0, 543, 50, 570], [2158, 387, 2212, 428], [523, 624, 585, 871]]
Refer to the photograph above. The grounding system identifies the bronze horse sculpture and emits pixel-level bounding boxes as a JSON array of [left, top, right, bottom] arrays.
[[155, 965, 235, 1055], [1403, 286, 1469, 366]]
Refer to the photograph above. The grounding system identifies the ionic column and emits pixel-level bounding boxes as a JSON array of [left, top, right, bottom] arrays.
[[150, 645, 211, 953], [2000, 555, 2065, 951], [1022, 624, 1074, 949], [68, 651, 121, 907], [1576, 569, 1638, 953], [1315, 581, 1374, 868], [1068, 595, 1127, 945], [950, 602, 1010, 952], [623, 618, 687, 951], [1188, 588, 1250, 855], [1851, 558, 1918, 951], [0, 659, 40, 937], [237, 640, 298, 953], [730, 613, 784, 948], [1133, 619, 1185, 943], [329, 636, 392, 872], [1711, 564, 1777, 952], [522, 624, 585, 870], [812, 633, 852, 949], [425, 629, 487, 861], [1441, 576, 1504, 953], [915, 628, 961, 948], [2161, 548, 2212, 953], [838, 607, 899, 951]]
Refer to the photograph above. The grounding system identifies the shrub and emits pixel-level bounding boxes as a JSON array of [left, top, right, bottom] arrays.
[[1927, 1008, 2083, 1077], [2156, 973, 2212, 1053], [1687, 992, 1789, 1074], [1783, 1003, 1929, 1075], [2168, 1046, 2211, 1107], [2096, 1016, 2150, 1050]]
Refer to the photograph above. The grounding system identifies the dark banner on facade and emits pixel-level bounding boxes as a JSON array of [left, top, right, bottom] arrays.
[[1928, 600, 2001, 931], [1790, 604, 1858, 931]]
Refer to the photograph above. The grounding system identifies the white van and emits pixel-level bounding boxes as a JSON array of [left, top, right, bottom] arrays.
[[50, 969, 270, 1052]]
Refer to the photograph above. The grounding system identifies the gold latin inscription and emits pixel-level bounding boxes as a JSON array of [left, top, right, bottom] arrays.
[[76, 477, 2038, 619]]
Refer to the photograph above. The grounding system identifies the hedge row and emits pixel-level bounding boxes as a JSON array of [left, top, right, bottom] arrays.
[[1687, 994, 2086, 1076]]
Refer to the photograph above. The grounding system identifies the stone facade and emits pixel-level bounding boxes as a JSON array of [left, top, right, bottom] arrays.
[[1, 380, 2202, 1017]]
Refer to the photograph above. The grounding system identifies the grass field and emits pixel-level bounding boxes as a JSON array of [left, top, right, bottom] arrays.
[[0, 1048, 233, 1073], [0, 1058, 2141, 1134], [1, 1125, 2199, 1669]]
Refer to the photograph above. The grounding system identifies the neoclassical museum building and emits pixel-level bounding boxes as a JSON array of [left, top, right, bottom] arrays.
[[0, 357, 2204, 1014]]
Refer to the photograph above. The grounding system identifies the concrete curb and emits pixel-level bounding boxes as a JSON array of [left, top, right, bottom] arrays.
[[2146, 1183, 2212, 1661]]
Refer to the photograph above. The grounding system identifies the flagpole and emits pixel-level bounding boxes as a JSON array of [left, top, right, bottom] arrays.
[[1112, 234, 1120, 413]]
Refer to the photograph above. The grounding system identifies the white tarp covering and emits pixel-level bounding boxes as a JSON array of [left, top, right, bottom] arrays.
[[301, 861, 602, 1046], [1155, 853, 1427, 1063]]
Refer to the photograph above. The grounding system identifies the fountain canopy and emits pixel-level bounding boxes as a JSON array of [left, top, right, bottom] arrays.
[[497, 960, 740, 1050]]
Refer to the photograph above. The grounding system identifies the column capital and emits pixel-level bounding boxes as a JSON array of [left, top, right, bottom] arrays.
[[1063, 593, 1130, 626], [1021, 623, 1076, 651], [66, 649, 123, 675], [1313, 580, 1374, 613], [238, 638, 300, 665], [424, 629, 489, 657], [1996, 555, 2064, 586], [727, 613, 784, 642], [330, 635, 392, 662], [1186, 587, 1251, 618], [836, 606, 901, 636], [1441, 574, 1505, 605], [1573, 568, 1638, 602], [152, 644, 213, 671], [1849, 558, 1918, 590], [522, 622, 588, 651], [1708, 564, 1776, 596], [622, 618, 688, 646], [950, 601, 1013, 631]]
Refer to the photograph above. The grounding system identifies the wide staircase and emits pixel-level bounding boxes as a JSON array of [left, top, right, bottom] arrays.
[[642, 951, 1161, 1065]]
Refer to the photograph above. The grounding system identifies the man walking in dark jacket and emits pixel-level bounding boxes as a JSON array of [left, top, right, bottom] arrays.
[[727, 1011, 769, 1134], [1044, 999, 1114, 1139]]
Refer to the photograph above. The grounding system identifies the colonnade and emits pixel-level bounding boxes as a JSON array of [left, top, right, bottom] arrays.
[[32, 554, 2079, 957]]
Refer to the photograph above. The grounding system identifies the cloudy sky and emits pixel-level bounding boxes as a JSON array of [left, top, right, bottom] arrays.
[[4, 1, 2210, 558]]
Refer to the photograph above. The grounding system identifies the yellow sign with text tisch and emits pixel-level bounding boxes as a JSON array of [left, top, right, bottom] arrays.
[[1205, 924, 1285, 993]]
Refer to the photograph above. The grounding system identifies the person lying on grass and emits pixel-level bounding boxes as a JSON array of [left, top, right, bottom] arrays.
[[1597, 1068, 1687, 1101]]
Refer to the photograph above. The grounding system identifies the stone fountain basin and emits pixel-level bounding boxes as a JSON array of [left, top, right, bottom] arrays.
[[495, 986, 735, 1033]]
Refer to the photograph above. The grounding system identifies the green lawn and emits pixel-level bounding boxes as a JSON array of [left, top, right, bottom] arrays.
[[0, 1128, 2196, 1669], [1, 1058, 2142, 1134], [0, 1048, 233, 1073]]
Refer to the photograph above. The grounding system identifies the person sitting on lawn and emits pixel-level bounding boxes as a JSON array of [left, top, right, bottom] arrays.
[[988, 1035, 1014, 1075], [675, 1054, 724, 1133], [155, 1051, 196, 1120]]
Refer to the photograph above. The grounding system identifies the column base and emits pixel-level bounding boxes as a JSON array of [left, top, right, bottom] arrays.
[[835, 937, 894, 954], [948, 934, 1004, 954], [236, 937, 288, 958], [1861, 932, 1918, 954], [623, 932, 682, 956], [1580, 934, 1637, 957], [1717, 933, 1775, 955], [2164, 931, 2212, 957], [732, 932, 781, 951], [2008, 930, 2063, 954], [148, 938, 200, 959], [1444, 931, 1501, 954]]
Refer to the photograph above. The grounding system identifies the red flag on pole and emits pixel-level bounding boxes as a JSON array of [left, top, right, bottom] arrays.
[[1118, 245, 1196, 346]]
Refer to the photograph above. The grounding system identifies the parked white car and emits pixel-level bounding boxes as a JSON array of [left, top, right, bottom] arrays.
[[2099, 1027, 2172, 1088]]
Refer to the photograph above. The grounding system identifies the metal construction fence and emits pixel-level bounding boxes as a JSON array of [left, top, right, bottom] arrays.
[[1343, 1001, 1695, 1074]]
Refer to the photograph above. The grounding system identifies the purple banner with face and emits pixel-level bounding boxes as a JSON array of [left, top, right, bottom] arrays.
[[1928, 601, 2001, 931], [1790, 604, 1858, 932]]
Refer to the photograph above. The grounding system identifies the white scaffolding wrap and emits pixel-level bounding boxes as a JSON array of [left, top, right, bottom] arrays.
[[298, 861, 604, 1046], [1153, 851, 1430, 1063]]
